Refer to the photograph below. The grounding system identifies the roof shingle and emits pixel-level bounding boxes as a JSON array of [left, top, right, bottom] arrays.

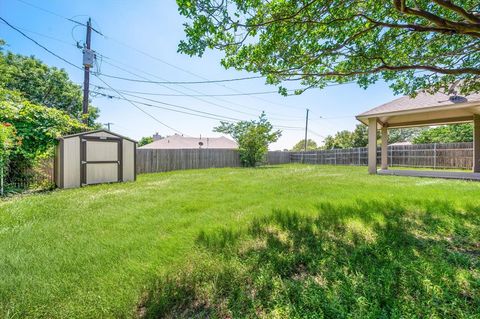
[[358, 91, 480, 117]]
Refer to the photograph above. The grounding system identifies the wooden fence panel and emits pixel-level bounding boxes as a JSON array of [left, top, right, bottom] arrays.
[[136, 149, 243, 174], [291, 142, 474, 170], [266, 151, 291, 165], [136, 149, 294, 174]]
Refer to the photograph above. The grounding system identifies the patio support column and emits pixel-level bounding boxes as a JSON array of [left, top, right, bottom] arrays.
[[381, 125, 388, 170], [368, 118, 377, 174], [474, 114, 480, 173]]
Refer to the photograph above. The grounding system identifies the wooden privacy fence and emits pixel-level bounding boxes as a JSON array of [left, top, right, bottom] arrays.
[[136, 149, 292, 174], [6, 142, 473, 193], [290, 142, 474, 170]]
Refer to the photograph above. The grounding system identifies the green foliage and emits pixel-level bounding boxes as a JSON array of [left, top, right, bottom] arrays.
[[323, 124, 370, 149], [324, 124, 423, 149], [323, 130, 354, 149], [3, 165, 479, 317], [138, 136, 154, 147], [0, 122, 16, 164], [0, 122, 17, 195], [0, 88, 86, 185], [351, 124, 368, 147], [388, 127, 425, 144], [0, 88, 85, 159], [214, 112, 281, 166], [413, 123, 473, 144], [177, 0, 480, 96], [0, 43, 99, 125], [291, 138, 318, 151]]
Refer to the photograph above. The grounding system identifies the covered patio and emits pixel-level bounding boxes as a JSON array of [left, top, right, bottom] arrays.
[[356, 90, 480, 179]]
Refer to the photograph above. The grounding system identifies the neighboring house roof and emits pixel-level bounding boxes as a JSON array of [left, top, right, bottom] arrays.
[[389, 141, 412, 146], [139, 134, 237, 149]]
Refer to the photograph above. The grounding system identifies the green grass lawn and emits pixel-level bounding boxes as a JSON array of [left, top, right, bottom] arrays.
[[1, 164, 479, 318]]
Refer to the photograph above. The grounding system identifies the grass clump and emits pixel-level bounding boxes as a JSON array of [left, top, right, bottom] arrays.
[[145, 200, 480, 318]]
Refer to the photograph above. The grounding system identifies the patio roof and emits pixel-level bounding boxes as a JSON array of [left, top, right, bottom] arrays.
[[356, 87, 480, 175], [356, 91, 480, 128]]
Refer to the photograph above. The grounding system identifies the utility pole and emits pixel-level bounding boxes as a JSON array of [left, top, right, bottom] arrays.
[[103, 122, 114, 131], [304, 108, 309, 152], [82, 18, 93, 125]]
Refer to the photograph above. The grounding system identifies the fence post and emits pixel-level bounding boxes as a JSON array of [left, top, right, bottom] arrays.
[[433, 143, 437, 170], [358, 148, 361, 165], [334, 149, 337, 165], [389, 146, 392, 167]]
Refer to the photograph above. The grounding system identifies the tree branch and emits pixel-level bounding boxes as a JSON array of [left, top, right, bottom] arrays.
[[431, 0, 480, 23], [393, 0, 480, 36], [273, 64, 480, 78]]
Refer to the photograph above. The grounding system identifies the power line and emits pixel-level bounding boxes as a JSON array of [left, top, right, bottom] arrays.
[[14, 0, 103, 35], [94, 91, 241, 122], [98, 72, 264, 85], [93, 85, 295, 97], [94, 90, 304, 133], [1, 17, 313, 138], [308, 129, 326, 139], [97, 58, 305, 120], [0, 22, 184, 134], [98, 60, 259, 117], [103, 35, 306, 111], [92, 90, 244, 122], [274, 125, 304, 129], [0, 21, 76, 47], [11, 0, 353, 118], [94, 75, 185, 135], [0, 16, 82, 70]]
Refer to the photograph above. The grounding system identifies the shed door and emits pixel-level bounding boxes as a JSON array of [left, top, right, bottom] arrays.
[[80, 137, 123, 186]]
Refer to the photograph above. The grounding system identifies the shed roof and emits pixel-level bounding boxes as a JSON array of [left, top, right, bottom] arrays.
[[139, 134, 237, 149], [59, 129, 137, 143], [356, 90, 480, 128]]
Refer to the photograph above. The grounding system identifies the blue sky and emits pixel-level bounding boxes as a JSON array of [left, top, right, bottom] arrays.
[[1, 0, 399, 150]]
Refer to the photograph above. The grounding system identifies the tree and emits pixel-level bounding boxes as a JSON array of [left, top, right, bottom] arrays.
[[291, 139, 318, 151], [351, 124, 369, 147], [0, 42, 99, 125], [138, 136, 154, 147], [214, 112, 281, 166], [177, 0, 480, 96], [413, 123, 473, 143]]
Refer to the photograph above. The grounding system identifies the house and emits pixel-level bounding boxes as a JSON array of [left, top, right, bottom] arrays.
[[139, 134, 237, 149]]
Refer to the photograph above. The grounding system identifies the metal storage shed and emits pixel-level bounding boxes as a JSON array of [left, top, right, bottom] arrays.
[[55, 129, 137, 189]]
